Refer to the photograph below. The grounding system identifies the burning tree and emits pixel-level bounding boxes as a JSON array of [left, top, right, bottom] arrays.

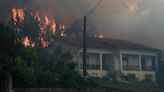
[[7, 7, 66, 48], [0, 23, 88, 90], [0, 7, 100, 92]]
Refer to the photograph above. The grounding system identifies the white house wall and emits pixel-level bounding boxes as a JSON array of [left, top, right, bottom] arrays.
[[122, 71, 156, 81], [54, 40, 159, 81], [120, 49, 158, 82], [121, 49, 157, 56], [114, 54, 121, 72]]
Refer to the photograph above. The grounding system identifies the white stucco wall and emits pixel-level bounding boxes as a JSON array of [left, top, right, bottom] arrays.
[[54, 41, 159, 81], [120, 49, 158, 82], [122, 70, 156, 81], [79, 69, 108, 77]]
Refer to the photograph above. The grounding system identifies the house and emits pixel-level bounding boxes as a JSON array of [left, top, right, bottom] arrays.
[[53, 37, 160, 82]]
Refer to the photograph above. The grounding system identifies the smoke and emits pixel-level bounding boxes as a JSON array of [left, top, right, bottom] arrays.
[[0, 0, 164, 50], [89, 0, 164, 50]]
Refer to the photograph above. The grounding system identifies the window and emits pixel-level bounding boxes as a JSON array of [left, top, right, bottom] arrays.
[[102, 54, 111, 70], [122, 57, 128, 66], [151, 56, 156, 71], [141, 56, 156, 71], [122, 57, 129, 70], [80, 53, 100, 69], [151, 56, 156, 66], [141, 58, 146, 65], [80, 53, 89, 69], [141, 58, 146, 70]]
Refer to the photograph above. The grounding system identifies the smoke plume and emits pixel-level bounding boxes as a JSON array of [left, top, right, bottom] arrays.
[[0, 0, 164, 50]]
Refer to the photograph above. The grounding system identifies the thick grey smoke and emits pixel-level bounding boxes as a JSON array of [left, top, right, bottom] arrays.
[[0, 0, 164, 51], [86, 0, 164, 51]]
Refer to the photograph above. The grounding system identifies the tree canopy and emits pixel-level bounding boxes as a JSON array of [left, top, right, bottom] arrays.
[[0, 23, 98, 92]]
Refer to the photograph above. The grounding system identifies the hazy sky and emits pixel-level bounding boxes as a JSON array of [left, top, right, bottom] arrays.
[[0, 0, 164, 51], [88, 0, 164, 51]]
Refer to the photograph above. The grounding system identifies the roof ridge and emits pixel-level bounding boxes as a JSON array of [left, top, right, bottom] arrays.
[[54, 37, 160, 52]]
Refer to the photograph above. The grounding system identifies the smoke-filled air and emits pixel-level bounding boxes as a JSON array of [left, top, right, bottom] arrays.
[[0, 0, 164, 50]]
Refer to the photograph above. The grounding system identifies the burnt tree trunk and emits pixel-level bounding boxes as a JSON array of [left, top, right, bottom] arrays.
[[4, 73, 12, 92]]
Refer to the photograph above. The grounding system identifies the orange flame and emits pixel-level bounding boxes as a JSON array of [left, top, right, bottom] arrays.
[[11, 8, 65, 48], [17, 8, 25, 23], [11, 8, 25, 24], [45, 16, 49, 25], [51, 19, 56, 33], [11, 8, 17, 23]]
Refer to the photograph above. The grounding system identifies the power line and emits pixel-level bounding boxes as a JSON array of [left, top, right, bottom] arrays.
[[86, 0, 103, 17]]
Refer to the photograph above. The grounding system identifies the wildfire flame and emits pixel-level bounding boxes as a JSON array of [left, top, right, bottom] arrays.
[[44, 16, 49, 25], [31, 11, 58, 34], [51, 19, 56, 33], [11, 7, 65, 48], [11, 8, 17, 23], [17, 8, 25, 23], [11, 8, 25, 24]]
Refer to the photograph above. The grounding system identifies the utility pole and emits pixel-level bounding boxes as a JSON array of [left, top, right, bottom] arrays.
[[83, 16, 87, 76], [83, 0, 103, 76]]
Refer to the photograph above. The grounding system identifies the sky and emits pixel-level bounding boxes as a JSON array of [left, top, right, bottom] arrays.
[[0, 0, 164, 51]]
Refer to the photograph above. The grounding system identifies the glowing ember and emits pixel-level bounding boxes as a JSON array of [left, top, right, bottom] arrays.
[[23, 36, 30, 47], [31, 42, 36, 48]]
